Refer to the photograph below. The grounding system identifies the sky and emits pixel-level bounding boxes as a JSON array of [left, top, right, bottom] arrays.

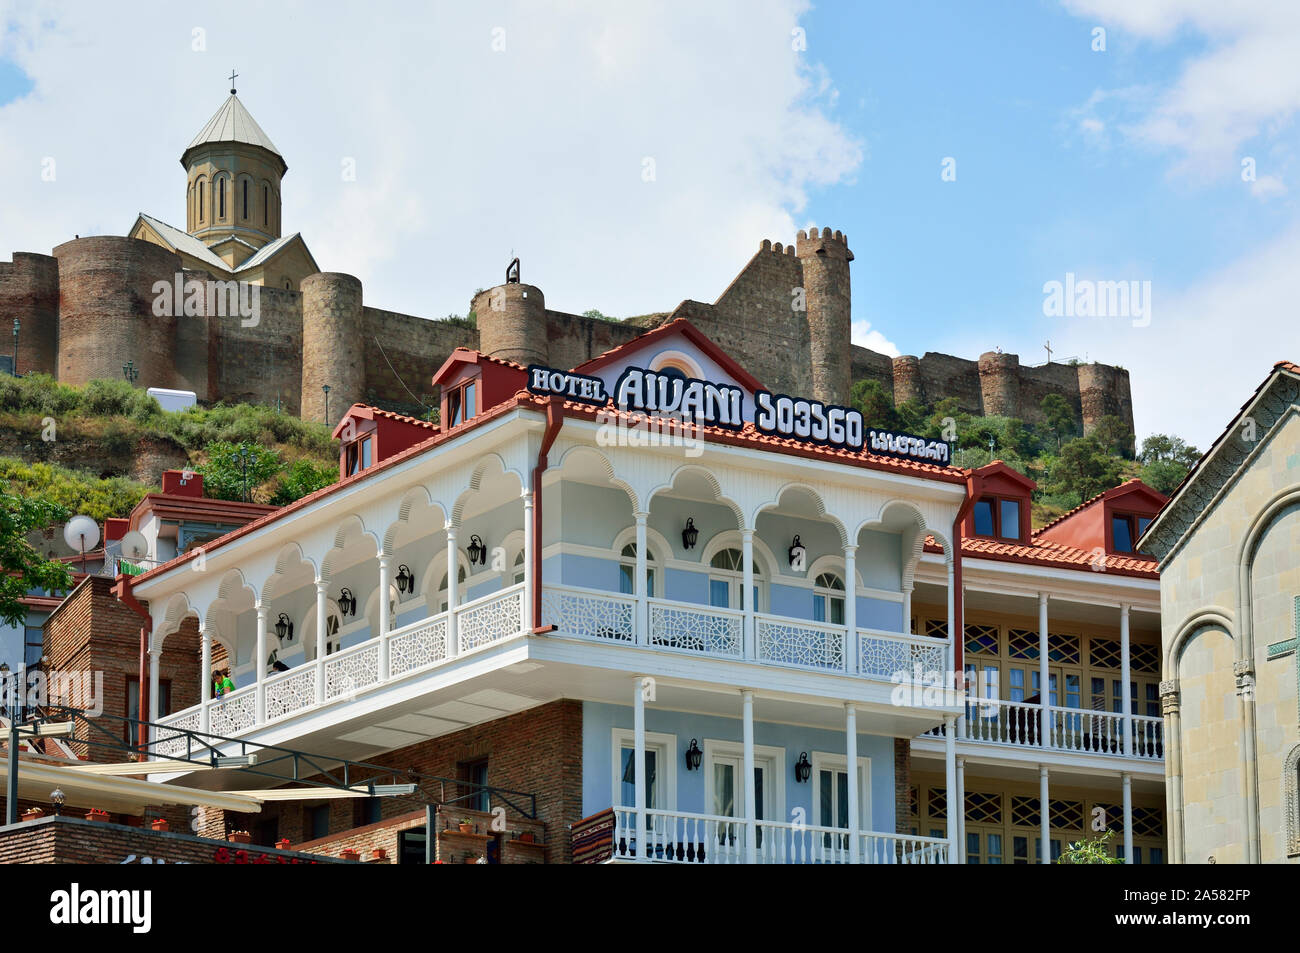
[[0, 0, 1297, 448]]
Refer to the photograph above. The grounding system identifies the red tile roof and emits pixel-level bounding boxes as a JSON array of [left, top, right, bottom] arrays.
[[572, 317, 767, 394], [331, 404, 439, 440], [925, 533, 1159, 578]]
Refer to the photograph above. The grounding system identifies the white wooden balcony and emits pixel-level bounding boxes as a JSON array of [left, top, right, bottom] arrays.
[[609, 808, 949, 864], [921, 695, 1163, 762], [152, 582, 949, 758]]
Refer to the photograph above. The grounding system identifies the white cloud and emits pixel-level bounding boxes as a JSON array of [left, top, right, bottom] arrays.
[[0, 0, 862, 321], [851, 320, 899, 357], [1062, 0, 1300, 182]]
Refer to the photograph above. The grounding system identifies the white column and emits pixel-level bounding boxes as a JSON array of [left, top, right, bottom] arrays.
[[445, 523, 459, 655], [843, 545, 858, 675], [956, 755, 966, 862], [846, 703, 860, 863], [200, 622, 212, 733], [254, 604, 268, 724], [632, 675, 647, 857], [634, 512, 648, 645], [1038, 592, 1050, 747], [1120, 604, 1133, 757], [943, 714, 957, 864], [742, 689, 757, 863], [148, 647, 161, 745], [315, 579, 328, 703], [742, 530, 755, 659], [945, 558, 956, 687], [378, 555, 391, 680], [902, 585, 913, 633], [522, 491, 535, 632], [1039, 765, 1050, 864], [1122, 772, 1133, 864]]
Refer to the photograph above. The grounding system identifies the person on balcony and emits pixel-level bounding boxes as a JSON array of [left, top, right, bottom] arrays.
[[213, 669, 236, 698]]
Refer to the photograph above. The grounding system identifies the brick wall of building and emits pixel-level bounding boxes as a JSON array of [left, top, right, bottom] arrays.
[[894, 738, 911, 836]]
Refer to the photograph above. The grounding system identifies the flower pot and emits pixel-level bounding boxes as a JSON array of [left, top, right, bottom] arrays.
[[22, 808, 44, 822], [276, 838, 292, 851], [458, 823, 474, 834], [371, 848, 387, 860], [341, 849, 361, 861], [85, 809, 110, 823], [228, 831, 252, 844], [151, 818, 169, 832]]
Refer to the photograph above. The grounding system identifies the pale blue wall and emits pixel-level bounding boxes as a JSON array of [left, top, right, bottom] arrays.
[[581, 701, 896, 833]]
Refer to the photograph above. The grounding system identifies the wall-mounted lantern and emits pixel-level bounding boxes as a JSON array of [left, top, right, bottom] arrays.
[[684, 739, 703, 771], [788, 535, 806, 569], [682, 518, 699, 551], [274, 613, 294, 641], [337, 588, 357, 617], [466, 535, 487, 566], [396, 564, 415, 595], [794, 751, 812, 783]]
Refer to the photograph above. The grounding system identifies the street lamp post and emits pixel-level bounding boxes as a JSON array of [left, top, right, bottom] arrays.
[[11, 318, 18, 377], [238, 445, 251, 503], [322, 384, 331, 425], [122, 361, 139, 385]]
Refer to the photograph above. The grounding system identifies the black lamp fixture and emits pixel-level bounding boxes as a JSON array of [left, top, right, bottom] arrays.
[[274, 612, 294, 641], [681, 518, 699, 550], [684, 739, 703, 771], [396, 564, 414, 595], [50, 788, 65, 816], [794, 751, 812, 783], [788, 535, 806, 569], [337, 587, 357, 617], [466, 534, 487, 566]]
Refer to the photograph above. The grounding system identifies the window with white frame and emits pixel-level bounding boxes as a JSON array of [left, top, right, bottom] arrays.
[[612, 729, 676, 812], [618, 542, 656, 597], [703, 740, 785, 842], [813, 571, 846, 625], [438, 564, 466, 612], [512, 549, 525, 585], [303, 600, 343, 661], [708, 547, 763, 611], [811, 752, 871, 841]]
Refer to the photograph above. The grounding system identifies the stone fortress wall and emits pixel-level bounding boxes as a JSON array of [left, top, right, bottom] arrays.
[[1, 227, 1132, 436]]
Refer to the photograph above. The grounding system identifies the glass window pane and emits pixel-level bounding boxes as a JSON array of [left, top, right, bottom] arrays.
[[1112, 516, 1133, 552], [709, 579, 730, 608], [812, 595, 826, 623], [830, 597, 845, 626], [819, 769, 833, 827], [361, 438, 371, 468], [716, 763, 736, 818], [1009, 668, 1025, 702], [836, 771, 849, 829], [973, 499, 994, 536], [1000, 499, 1020, 540], [464, 382, 476, 421], [619, 564, 634, 595], [647, 567, 655, 596]]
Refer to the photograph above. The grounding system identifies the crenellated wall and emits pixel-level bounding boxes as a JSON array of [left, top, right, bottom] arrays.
[[2, 231, 1133, 441]]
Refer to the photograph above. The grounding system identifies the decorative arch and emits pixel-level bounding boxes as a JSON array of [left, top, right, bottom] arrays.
[[806, 552, 863, 590], [858, 498, 947, 590], [699, 529, 778, 580], [1284, 744, 1300, 857], [1235, 485, 1300, 662], [385, 485, 447, 553], [648, 348, 704, 379], [1164, 606, 1236, 677], [552, 444, 640, 511], [320, 513, 380, 581], [420, 547, 471, 608], [611, 525, 673, 597], [645, 464, 745, 528], [751, 482, 849, 550], [301, 598, 344, 662], [450, 453, 528, 524], [260, 541, 319, 602]]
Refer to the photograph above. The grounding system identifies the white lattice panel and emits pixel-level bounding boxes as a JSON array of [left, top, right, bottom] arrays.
[[649, 603, 742, 656], [208, 689, 256, 736], [858, 632, 944, 680], [459, 588, 523, 651], [388, 617, 448, 676], [325, 643, 381, 700], [757, 619, 845, 671], [542, 588, 634, 642], [153, 708, 200, 758], [264, 668, 316, 721]]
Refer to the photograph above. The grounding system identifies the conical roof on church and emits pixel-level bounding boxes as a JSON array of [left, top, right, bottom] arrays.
[[184, 94, 284, 164]]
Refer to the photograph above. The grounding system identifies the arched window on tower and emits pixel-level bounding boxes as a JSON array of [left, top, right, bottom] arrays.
[[242, 179, 248, 220], [263, 184, 269, 227], [218, 177, 226, 220], [197, 180, 205, 223]]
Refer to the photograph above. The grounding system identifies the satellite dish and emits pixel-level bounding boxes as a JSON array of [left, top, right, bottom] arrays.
[[63, 515, 100, 554], [120, 530, 149, 560]]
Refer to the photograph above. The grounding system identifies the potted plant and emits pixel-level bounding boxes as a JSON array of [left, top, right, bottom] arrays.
[[340, 848, 361, 862], [228, 830, 252, 844], [21, 807, 44, 822], [150, 818, 169, 832], [85, 808, 110, 823], [458, 818, 474, 834]]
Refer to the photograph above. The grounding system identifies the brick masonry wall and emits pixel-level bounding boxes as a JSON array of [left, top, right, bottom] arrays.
[[361, 305, 476, 414], [224, 700, 582, 864], [210, 284, 304, 412], [0, 816, 346, 864], [893, 738, 911, 836], [0, 252, 59, 376]]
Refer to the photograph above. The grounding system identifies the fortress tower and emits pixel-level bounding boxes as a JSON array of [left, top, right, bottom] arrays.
[[795, 227, 853, 406], [301, 273, 365, 427], [473, 263, 549, 367]]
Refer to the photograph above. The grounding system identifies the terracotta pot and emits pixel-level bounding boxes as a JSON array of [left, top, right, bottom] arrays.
[[276, 838, 292, 851], [341, 849, 361, 861], [228, 831, 252, 844], [22, 808, 44, 822], [458, 823, 474, 834], [85, 809, 110, 823], [371, 848, 387, 860], [151, 818, 169, 832]]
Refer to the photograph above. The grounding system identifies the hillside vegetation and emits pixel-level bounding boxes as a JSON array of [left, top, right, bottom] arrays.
[[0, 375, 338, 514]]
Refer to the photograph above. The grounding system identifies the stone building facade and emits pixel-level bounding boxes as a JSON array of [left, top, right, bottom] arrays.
[[1142, 360, 1300, 864], [0, 90, 1133, 435]]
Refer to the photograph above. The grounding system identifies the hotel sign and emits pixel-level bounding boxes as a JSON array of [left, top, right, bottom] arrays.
[[527, 365, 951, 465]]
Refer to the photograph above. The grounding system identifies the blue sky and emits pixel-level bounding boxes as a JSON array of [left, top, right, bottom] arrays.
[[0, 1, 1296, 446]]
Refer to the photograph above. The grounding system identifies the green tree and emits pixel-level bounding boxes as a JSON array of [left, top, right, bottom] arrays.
[[197, 442, 284, 502], [1040, 393, 1076, 450], [850, 379, 902, 430], [1137, 433, 1201, 495], [270, 458, 338, 506], [1058, 830, 1124, 864], [0, 484, 74, 627], [1091, 414, 1133, 459], [1047, 435, 1126, 504]]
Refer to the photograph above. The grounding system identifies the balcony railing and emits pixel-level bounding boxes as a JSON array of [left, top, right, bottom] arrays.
[[925, 696, 1163, 761], [610, 808, 948, 864], [152, 583, 527, 752], [543, 584, 946, 684]]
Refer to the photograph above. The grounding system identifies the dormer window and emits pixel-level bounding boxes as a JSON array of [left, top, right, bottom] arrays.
[[446, 379, 478, 427], [973, 496, 1022, 541], [1111, 513, 1153, 553], [345, 436, 372, 475]]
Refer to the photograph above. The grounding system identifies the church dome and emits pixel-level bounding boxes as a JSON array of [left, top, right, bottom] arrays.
[[181, 93, 286, 174]]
